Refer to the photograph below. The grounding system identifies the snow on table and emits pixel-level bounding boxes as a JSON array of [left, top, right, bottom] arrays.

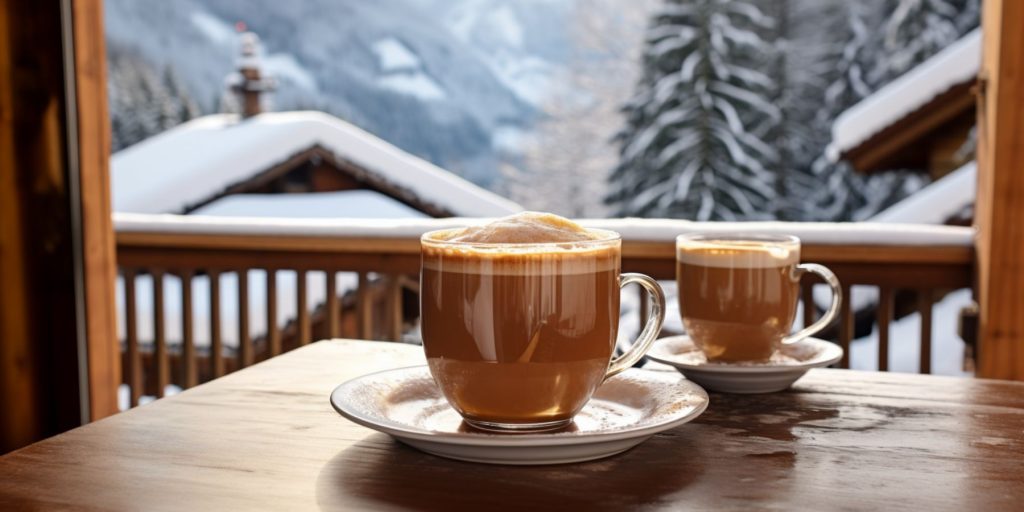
[[111, 111, 522, 217]]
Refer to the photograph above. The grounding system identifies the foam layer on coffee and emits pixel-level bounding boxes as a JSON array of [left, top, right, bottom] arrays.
[[423, 212, 618, 275], [677, 240, 798, 268], [445, 212, 604, 244]]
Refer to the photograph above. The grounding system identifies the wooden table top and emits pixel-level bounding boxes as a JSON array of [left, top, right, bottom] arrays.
[[2, 339, 1022, 511]]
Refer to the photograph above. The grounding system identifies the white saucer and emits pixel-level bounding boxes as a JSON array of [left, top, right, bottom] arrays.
[[330, 366, 709, 465], [647, 335, 843, 394]]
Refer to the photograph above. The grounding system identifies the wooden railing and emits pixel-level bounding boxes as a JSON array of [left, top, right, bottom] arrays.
[[114, 214, 975, 408]]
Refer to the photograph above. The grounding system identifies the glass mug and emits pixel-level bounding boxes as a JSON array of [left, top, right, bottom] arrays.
[[676, 233, 842, 362], [420, 228, 666, 432]]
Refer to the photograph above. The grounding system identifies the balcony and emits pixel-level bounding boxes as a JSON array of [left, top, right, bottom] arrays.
[[113, 213, 976, 405]]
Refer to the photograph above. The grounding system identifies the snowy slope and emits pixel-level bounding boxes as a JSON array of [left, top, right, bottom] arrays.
[[105, 0, 572, 187]]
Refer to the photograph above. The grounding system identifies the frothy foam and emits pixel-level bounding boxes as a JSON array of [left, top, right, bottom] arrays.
[[423, 212, 619, 275], [422, 249, 619, 275], [677, 240, 798, 268], [443, 212, 604, 244]]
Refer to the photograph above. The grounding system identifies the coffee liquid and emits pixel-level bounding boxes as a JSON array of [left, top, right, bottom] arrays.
[[421, 244, 619, 425], [677, 243, 799, 362]]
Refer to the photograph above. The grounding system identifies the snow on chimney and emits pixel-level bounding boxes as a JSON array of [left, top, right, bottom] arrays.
[[227, 27, 277, 118]]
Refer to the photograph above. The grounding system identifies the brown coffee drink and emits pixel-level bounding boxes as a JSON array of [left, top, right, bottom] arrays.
[[676, 234, 841, 363], [421, 213, 665, 432]]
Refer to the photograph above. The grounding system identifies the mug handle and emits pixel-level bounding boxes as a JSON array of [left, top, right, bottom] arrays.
[[783, 263, 842, 345], [606, 273, 666, 380]]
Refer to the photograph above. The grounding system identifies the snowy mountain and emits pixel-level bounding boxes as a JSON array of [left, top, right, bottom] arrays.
[[104, 0, 573, 186]]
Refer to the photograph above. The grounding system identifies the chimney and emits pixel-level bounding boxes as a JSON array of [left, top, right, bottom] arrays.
[[229, 26, 276, 118]]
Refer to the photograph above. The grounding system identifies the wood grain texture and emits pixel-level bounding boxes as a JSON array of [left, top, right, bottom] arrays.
[[976, 0, 1024, 380], [0, 0, 40, 450], [72, 0, 120, 422], [1, 340, 1021, 511]]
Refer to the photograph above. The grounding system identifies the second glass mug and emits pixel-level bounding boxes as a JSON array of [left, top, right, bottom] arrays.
[[420, 227, 666, 432], [676, 233, 842, 362]]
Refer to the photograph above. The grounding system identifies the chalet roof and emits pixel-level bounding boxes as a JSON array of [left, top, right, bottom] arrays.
[[827, 29, 981, 169], [191, 190, 428, 219], [869, 161, 975, 224], [111, 111, 522, 217]]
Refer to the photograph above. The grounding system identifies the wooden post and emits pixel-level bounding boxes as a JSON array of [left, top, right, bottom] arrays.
[[976, 0, 1024, 380], [72, 0, 120, 421]]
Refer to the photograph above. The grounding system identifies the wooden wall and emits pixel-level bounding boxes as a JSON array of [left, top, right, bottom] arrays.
[[0, 0, 119, 453]]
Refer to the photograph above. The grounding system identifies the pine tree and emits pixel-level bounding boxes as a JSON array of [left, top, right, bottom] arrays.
[[505, 0, 657, 218], [800, 2, 886, 221], [108, 46, 201, 151], [608, 0, 779, 221], [759, 0, 850, 221], [881, 0, 977, 81], [162, 67, 200, 127]]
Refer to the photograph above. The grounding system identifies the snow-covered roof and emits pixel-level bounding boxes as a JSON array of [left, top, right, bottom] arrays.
[[191, 190, 428, 219], [114, 212, 974, 247], [870, 161, 975, 224], [111, 111, 522, 217], [828, 29, 981, 161]]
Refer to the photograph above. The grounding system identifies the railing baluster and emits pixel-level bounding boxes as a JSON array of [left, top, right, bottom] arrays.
[[838, 286, 853, 369], [238, 270, 251, 367], [919, 290, 933, 374], [181, 270, 197, 388], [112, 226, 975, 381], [358, 272, 372, 340], [326, 271, 339, 338], [267, 269, 280, 356], [153, 270, 168, 398], [387, 275, 403, 341], [297, 270, 310, 345], [209, 270, 224, 378], [124, 269, 141, 407], [802, 281, 817, 328], [877, 287, 893, 372]]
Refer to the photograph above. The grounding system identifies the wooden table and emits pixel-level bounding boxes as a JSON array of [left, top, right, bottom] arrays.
[[1, 340, 1022, 511]]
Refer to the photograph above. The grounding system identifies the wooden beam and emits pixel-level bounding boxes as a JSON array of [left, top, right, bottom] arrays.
[[976, 0, 1024, 380], [72, 0, 120, 420], [842, 82, 976, 173], [1, 0, 87, 451], [0, 0, 41, 451]]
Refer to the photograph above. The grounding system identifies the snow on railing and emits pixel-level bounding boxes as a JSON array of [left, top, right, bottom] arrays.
[[115, 212, 973, 247]]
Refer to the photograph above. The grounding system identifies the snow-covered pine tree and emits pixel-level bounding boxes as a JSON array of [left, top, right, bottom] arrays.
[[108, 45, 201, 151], [881, 0, 977, 81], [162, 68, 200, 128], [607, 0, 780, 221], [798, 1, 886, 221], [506, 0, 657, 217], [757, 0, 850, 221]]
